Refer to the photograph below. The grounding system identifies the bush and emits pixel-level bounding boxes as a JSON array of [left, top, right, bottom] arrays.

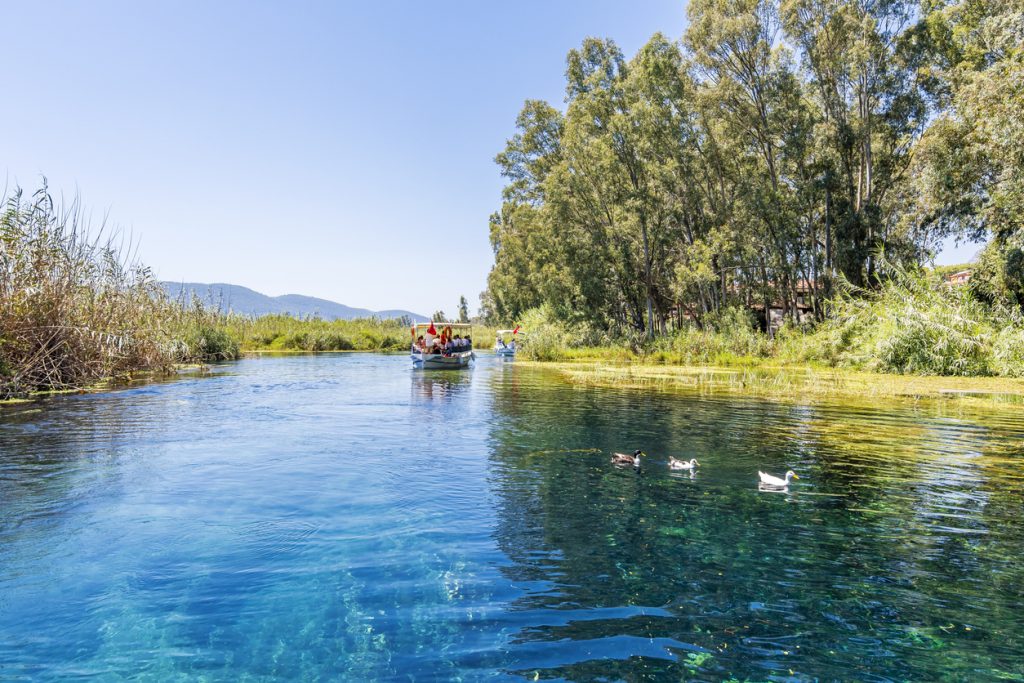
[[187, 326, 240, 361], [803, 263, 1024, 376]]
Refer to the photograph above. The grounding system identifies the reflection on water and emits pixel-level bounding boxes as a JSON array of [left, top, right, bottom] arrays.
[[1, 354, 1023, 681]]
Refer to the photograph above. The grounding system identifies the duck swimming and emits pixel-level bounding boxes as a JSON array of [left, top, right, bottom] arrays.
[[612, 450, 644, 467], [669, 457, 699, 471], [758, 470, 799, 487]]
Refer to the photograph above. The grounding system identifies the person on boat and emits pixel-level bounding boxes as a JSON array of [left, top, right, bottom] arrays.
[[496, 334, 505, 349], [465, 335, 472, 350], [414, 335, 425, 353], [424, 321, 437, 350]]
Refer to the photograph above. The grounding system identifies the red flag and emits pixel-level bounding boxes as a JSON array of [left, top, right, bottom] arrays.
[[512, 325, 520, 335], [427, 321, 437, 336]]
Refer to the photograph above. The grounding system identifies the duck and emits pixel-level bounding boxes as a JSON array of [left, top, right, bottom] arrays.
[[669, 457, 699, 471], [758, 470, 799, 487], [612, 449, 644, 467]]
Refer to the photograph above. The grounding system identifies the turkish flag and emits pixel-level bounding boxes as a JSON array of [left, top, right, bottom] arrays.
[[427, 321, 437, 336], [512, 325, 520, 335]]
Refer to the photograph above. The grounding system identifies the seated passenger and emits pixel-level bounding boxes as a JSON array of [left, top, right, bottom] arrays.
[[465, 335, 472, 350]]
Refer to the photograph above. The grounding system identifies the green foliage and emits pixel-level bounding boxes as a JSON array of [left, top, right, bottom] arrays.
[[909, 0, 1024, 243], [515, 306, 611, 362], [804, 264, 1024, 376], [186, 326, 240, 361], [222, 314, 409, 352], [487, 0, 938, 336], [516, 268, 1024, 377]]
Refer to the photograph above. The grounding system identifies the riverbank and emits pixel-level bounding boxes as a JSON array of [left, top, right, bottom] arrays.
[[225, 315, 497, 354], [529, 359, 1024, 412], [0, 364, 212, 406]]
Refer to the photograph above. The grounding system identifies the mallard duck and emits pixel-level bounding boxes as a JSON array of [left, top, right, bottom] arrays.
[[759, 470, 799, 487], [612, 449, 644, 467], [669, 457, 699, 471]]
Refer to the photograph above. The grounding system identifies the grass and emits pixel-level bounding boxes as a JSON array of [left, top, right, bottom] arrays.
[[215, 315, 498, 354]]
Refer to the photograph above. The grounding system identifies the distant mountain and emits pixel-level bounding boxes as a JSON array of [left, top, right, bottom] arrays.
[[160, 282, 428, 322]]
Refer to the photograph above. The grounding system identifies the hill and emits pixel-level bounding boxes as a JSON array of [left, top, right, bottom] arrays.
[[160, 282, 427, 322]]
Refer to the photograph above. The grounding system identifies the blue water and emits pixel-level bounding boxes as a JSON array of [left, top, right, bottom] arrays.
[[2, 354, 1023, 681]]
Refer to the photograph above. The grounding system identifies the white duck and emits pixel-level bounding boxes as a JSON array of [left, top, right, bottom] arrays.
[[669, 457, 699, 471], [759, 470, 799, 487]]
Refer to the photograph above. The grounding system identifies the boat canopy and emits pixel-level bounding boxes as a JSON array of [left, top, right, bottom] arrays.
[[410, 322, 472, 337], [496, 329, 526, 337]]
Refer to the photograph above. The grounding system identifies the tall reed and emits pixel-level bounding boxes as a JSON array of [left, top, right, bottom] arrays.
[[0, 184, 232, 398]]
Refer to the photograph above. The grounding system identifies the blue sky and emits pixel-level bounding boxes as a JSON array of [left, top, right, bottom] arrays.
[[3, 1, 977, 316]]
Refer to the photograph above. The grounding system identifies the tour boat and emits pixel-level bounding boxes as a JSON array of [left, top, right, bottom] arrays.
[[410, 322, 474, 369], [494, 328, 524, 357]]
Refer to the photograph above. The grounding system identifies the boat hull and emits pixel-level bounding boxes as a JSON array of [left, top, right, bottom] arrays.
[[494, 347, 515, 357], [411, 351, 473, 369]]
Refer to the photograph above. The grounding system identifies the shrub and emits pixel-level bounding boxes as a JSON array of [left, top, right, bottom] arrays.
[[187, 326, 240, 361], [803, 263, 1024, 376]]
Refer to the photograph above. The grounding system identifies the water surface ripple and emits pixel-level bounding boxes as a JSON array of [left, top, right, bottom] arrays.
[[1, 354, 1023, 681]]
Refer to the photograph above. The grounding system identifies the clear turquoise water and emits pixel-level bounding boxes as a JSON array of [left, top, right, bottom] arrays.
[[1, 354, 1023, 681]]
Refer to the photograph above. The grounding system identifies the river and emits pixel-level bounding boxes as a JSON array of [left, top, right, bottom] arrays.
[[2, 353, 1023, 681]]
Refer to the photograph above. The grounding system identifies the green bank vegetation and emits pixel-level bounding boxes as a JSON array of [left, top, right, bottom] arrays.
[[483, 0, 1024, 379], [217, 315, 409, 353], [517, 264, 1024, 378], [0, 184, 241, 400], [218, 315, 496, 354]]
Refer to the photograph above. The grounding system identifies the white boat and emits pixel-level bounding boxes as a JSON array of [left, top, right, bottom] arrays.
[[410, 322, 474, 370], [494, 328, 524, 357], [411, 351, 473, 369]]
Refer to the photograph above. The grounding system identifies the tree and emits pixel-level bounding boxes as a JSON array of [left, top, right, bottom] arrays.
[[457, 296, 470, 323], [431, 310, 447, 323], [483, 0, 1007, 334], [909, 0, 1024, 304]]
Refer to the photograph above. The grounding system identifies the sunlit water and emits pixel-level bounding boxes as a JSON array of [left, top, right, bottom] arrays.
[[2, 354, 1023, 681]]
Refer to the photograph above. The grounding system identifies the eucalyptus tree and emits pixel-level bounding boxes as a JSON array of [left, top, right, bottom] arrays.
[[781, 0, 925, 287], [685, 0, 814, 325], [487, 100, 564, 321], [909, 0, 1024, 303], [549, 35, 707, 335]]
